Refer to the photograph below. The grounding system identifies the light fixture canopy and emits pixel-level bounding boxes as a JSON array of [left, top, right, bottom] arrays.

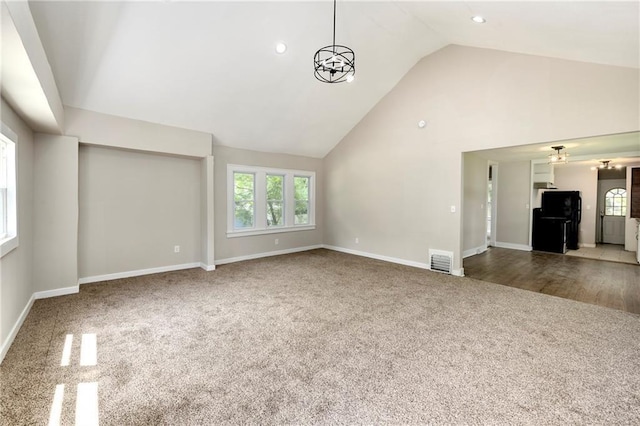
[[548, 145, 569, 164], [314, 0, 355, 83], [471, 16, 486, 24]]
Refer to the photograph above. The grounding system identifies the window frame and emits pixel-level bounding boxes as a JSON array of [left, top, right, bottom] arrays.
[[1, 123, 18, 258], [227, 164, 315, 237]]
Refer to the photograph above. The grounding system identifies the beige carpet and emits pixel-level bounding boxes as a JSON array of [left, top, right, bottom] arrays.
[[1, 249, 639, 424]]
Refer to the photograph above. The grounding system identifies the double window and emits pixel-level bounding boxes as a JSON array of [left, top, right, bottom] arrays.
[[228, 165, 315, 237], [1, 124, 18, 257]]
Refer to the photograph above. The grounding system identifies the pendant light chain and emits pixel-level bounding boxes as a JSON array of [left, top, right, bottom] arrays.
[[332, 0, 336, 53]]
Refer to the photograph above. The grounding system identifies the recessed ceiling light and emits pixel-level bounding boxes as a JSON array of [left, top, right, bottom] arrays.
[[471, 16, 486, 24], [275, 42, 287, 54]]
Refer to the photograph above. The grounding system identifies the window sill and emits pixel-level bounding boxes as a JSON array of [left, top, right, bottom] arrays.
[[0, 235, 18, 258], [227, 225, 316, 238]]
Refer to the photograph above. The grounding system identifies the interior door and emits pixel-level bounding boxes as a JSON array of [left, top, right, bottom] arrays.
[[598, 180, 627, 244], [602, 215, 625, 244]]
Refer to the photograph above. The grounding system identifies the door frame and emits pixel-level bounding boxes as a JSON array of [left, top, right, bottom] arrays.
[[597, 177, 627, 244], [487, 162, 498, 247]]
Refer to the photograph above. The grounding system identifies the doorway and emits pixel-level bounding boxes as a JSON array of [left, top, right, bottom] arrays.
[[596, 168, 626, 245], [487, 163, 497, 247]]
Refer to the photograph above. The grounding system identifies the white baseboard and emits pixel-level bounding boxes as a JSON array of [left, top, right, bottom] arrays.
[[494, 242, 532, 252], [463, 245, 488, 259], [323, 244, 466, 276], [579, 243, 596, 248], [215, 245, 323, 265], [34, 286, 79, 299], [322, 245, 431, 270], [200, 263, 216, 271], [78, 262, 201, 285], [0, 294, 34, 364]]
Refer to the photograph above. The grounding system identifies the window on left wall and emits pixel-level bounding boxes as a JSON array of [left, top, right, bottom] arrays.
[[227, 164, 316, 237], [1, 124, 18, 257]]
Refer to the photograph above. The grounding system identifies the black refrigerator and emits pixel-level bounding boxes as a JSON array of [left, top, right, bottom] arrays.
[[533, 191, 582, 253]]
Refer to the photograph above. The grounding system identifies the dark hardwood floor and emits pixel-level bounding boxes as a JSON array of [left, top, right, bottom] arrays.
[[464, 247, 640, 314]]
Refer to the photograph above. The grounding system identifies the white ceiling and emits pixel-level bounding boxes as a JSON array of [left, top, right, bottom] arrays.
[[27, 1, 640, 158], [471, 131, 640, 165]]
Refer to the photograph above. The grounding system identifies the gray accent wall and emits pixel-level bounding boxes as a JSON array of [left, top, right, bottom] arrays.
[[78, 145, 202, 279], [495, 161, 531, 248], [213, 145, 323, 262], [463, 153, 489, 255]]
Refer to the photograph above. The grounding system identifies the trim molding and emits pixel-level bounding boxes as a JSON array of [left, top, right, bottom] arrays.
[[494, 242, 532, 252], [34, 286, 79, 299], [200, 263, 216, 271], [463, 245, 488, 259], [322, 245, 430, 270], [579, 243, 596, 248], [78, 263, 201, 285], [323, 245, 466, 276], [0, 294, 34, 364], [215, 245, 323, 265]]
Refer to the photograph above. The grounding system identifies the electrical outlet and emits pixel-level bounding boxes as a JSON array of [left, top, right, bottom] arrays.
[[174, 245, 180, 253], [275, 238, 279, 245], [355, 237, 359, 244]]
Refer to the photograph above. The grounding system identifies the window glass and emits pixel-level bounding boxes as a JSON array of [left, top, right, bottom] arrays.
[[227, 165, 315, 236], [0, 127, 17, 256], [0, 138, 8, 239], [294, 176, 310, 225], [266, 174, 284, 227], [604, 188, 626, 217], [234, 172, 255, 228]]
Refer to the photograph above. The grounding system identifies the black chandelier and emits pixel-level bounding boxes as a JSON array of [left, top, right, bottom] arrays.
[[314, 0, 355, 83]]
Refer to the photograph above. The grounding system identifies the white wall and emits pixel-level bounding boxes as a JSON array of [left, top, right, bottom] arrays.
[[463, 153, 488, 256], [552, 163, 598, 247], [214, 145, 323, 262], [0, 98, 35, 360], [33, 134, 79, 293], [78, 145, 202, 279], [324, 45, 639, 273]]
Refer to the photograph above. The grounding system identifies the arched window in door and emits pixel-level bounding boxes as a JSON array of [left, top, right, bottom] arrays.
[[604, 188, 627, 216]]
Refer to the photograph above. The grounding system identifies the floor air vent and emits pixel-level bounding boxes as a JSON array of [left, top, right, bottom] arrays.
[[429, 249, 453, 274]]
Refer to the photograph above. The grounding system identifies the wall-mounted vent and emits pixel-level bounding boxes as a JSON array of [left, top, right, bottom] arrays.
[[428, 249, 453, 274]]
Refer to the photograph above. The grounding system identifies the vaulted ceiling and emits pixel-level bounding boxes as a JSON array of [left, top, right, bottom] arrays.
[[17, 1, 640, 157]]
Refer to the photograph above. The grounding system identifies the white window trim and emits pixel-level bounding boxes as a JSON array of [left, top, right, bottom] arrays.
[[604, 187, 627, 217], [227, 164, 316, 238], [1, 123, 18, 258]]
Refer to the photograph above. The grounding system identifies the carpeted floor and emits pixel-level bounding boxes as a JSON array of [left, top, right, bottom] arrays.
[[1, 249, 639, 425]]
